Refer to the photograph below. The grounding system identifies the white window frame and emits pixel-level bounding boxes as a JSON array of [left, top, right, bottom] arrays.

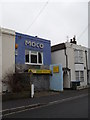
[[74, 50, 83, 64], [75, 71, 84, 82], [25, 50, 43, 65]]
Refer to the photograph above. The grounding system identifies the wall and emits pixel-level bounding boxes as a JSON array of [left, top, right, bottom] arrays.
[[63, 72, 70, 88], [65, 43, 76, 82], [88, 48, 90, 84], [10, 73, 50, 91], [50, 64, 63, 91], [88, 3, 90, 84], [0, 28, 2, 92], [32, 75, 50, 91], [88, 49, 90, 69], [2, 29, 15, 77], [51, 42, 88, 88], [15, 65, 50, 91], [15, 32, 51, 66], [66, 42, 87, 86], [81, 49, 87, 86], [51, 50, 66, 67], [88, 2, 90, 48], [0, 28, 15, 92]]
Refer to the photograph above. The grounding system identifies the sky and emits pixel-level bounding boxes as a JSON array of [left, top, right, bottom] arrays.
[[0, 0, 89, 47]]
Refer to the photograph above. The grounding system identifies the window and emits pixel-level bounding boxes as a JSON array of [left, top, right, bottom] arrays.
[[38, 52, 42, 64], [25, 50, 29, 63], [75, 71, 84, 82], [31, 51, 37, 63], [75, 71, 79, 81], [74, 50, 83, 64], [80, 71, 84, 81], [25, 50, 43, 65]]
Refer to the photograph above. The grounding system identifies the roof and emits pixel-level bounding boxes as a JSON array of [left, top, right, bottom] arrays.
[[0, 27, 15, 36], [16, 32, 51, 44], [51, 42, 88, 52], [51, 43, 66, 52]]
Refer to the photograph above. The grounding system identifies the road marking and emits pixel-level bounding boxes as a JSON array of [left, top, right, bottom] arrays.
[[2, 103, 40, 113], [48, 93, 88, 105], [2, 93, 88, 117], [0, 103, 41, 117]]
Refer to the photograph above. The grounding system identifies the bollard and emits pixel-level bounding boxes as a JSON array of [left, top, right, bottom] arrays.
[[31, 84, 34, 98]]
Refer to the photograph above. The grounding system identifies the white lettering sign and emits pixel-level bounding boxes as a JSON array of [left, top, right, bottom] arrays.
[[25, 40, 44, 49]]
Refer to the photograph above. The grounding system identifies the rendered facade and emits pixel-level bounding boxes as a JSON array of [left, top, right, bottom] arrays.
[[51, 41, 88, 89], [0, 28, 15, 92]]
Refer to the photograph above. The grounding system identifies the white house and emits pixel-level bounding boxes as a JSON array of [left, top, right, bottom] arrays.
[[88, 2, 90, 85], [51, 39, 88, 89], [0, 27, 15, 92], [87, 48, 90, 85]]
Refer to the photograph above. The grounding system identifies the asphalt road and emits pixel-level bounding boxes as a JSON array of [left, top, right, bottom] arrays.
[[3, 94, 88, 118]]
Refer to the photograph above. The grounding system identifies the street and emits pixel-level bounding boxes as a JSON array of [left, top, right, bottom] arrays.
[[3, 94, 88, 118]]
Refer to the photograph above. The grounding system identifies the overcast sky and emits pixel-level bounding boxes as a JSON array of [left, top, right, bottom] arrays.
[[0, 0, 89, 47]]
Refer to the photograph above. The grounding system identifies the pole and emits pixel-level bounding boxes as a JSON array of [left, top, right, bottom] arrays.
[[29, 70, 34, 98], [31, 84, 34, 98]]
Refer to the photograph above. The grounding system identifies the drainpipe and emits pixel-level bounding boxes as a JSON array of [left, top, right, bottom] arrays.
[[64, 47, 72, 88], [85, 50, 88, 69], [64, 48, 68, 68], [85, 50, 88, 85]]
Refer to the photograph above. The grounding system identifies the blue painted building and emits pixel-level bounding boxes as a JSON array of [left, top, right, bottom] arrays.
[[15, 32, 51, 66]]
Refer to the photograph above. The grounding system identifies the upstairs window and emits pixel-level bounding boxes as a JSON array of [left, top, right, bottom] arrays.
[[38, 52, 42, 64], [25, 50, 29, 63], [25, 50, 43, 65], [31, 51, 37, 63]]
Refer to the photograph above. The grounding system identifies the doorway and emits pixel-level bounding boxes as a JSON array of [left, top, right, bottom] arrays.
[[63, 68, 71, 89]]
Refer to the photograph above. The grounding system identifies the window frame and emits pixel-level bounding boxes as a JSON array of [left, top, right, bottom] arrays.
[[75, 71, 84, 82], [25, 50, 43, 65], [74, 49, 83, 64]]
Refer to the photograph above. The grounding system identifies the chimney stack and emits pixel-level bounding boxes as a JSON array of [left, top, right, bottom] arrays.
[[70, 35, 77, 44]]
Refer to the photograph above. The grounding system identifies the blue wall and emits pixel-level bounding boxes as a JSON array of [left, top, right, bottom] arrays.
[[50, 64, 63, 91], [15, 32, 51, 65]]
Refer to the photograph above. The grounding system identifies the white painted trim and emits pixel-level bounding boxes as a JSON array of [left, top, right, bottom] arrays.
[[1, 28, 15, 36], [25, 62, 43, 66], [75, 64, 84, 71], [25, 50, 43, 65]]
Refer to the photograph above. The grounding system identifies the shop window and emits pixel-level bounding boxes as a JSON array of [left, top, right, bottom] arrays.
[[75, 71, 84, 82], [25, 50, 43, 65]]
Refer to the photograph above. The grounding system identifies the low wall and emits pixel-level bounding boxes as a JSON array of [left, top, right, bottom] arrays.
[[14, 64, 50, 91], [7, 73, 50, 92]]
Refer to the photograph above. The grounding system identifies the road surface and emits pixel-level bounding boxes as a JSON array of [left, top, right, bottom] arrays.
[[3, 94, 88, 118]]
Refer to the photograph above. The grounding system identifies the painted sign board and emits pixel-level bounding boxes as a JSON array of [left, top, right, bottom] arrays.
[[28, 69, 36, 73], [36, 70, 51, 74], [28, 69, 51, 74], [25, 40, 44, 49], [53, 66, 59, 73]]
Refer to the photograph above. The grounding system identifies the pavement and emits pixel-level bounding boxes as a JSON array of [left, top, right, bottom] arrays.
[[1, 88, 89, 116]]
